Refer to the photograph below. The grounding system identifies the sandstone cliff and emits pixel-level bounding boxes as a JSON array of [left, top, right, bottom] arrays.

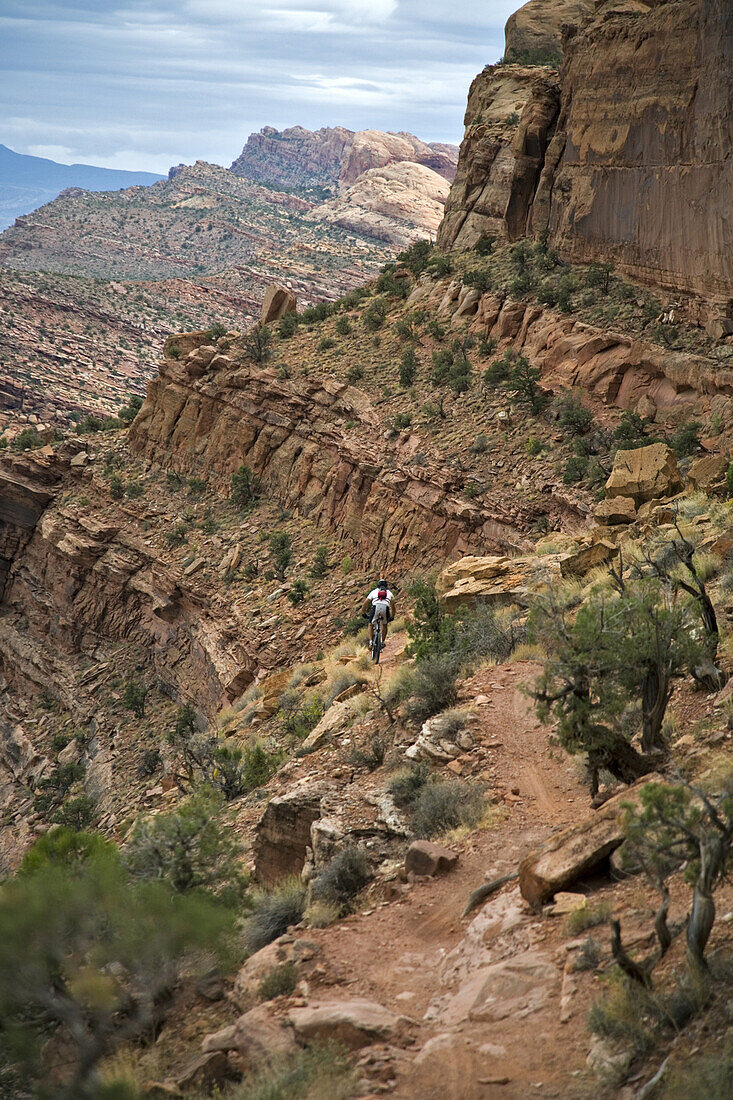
[[230, 125, 458, 191], [439, 0, 733, 309], [504, 0, 594, 61]]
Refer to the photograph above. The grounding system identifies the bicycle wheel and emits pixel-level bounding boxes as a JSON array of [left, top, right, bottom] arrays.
[[372, 622, 381, 664]]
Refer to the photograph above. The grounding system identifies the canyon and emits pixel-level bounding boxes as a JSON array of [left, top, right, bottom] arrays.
[[1, 0, 733, 1097]]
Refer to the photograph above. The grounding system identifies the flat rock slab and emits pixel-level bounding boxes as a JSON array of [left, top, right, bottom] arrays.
[[405, 840, 459, 877], [605, 443, 683, 505], [518, 776, 661, 907], [438, 949, 559, 1026], [288, 998, 401, 1050], [202, 1004, 296, 1067]]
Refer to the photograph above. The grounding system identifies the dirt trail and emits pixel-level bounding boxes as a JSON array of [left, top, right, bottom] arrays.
[[307, 661, 600, 1099]]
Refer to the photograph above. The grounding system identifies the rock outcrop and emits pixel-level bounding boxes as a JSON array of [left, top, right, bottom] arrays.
[[504, 0, 594, 61], [440, 0, 733, 308], [260, 284, 296, 325], [230, 125, 458, 191], [128, 336, 546, 567], [604, 443, 684, 507], [309, 162, 450, 247]]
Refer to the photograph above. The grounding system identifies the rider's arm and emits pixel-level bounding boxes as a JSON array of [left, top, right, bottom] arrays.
[[389, 598, 397, 620], [362, 597, 372, 615]]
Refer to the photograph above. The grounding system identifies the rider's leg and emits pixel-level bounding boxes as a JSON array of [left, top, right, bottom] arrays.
[[368, 621, 374, 646]]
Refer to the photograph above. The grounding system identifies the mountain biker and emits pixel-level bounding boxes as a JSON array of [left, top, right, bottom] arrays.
[[362, 579, 396, 648]]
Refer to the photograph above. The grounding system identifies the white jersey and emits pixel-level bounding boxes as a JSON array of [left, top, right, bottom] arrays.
[[368, 588, 394, 605]]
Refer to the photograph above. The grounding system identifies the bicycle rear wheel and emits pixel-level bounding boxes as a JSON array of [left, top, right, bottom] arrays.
[[372, 623, 381, 664]]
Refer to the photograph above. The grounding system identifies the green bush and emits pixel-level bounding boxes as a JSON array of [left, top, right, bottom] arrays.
[[410, 778, 486, 838], [123, 681, 148, 718], [230, 464, 261, 508], [557, 395, 594, 437], [310, 545, 329, 578], [405, 653, 460, 722], [0, 837, 234, 1095], [388, 764, 430, 809], [362, 297, 387, 331], [669, 421, 702, 458], [244, 878, 307, 953], [335, 315, 351, 336], [257, 961, 298, 1001], [244, 322, 272, 363], [51, 795, 97, 830], [124, 788, 246, 902], [317, 336, 336, 351], [397, 239, 434, 275], [400, 346, 418, 387], [311, 845, 372, 914], [287, 579, 308, 605], [393, 412, 413, 431], [278, 312, 299, 338], [346, 364, 364, 383]]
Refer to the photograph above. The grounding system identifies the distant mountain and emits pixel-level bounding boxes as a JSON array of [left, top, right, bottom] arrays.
[[230, 126, 458, 194], [0, 144, 164, 229]]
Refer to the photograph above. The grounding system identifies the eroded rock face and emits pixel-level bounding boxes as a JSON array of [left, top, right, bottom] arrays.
[[128, 352, 544, 567], [437, 67, 561, 251], [549, 0, 733, 302], [435, 552, 564, 612]]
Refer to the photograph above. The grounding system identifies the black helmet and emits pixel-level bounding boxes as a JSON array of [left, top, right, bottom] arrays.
[[378, 578, 388, 588]]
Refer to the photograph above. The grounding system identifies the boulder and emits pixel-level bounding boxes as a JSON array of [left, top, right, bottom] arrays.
[[593, 496, 637, 526], [405, 840, 459, 877], [518, 779, 660, 908], [260, 284, 297, 325], [202, 1004, 296, 1065], [605, 444, 683, 506], [688, 453, 728, 491], [435, 553, 563, 612], [706, 316, 733, 341], [405, 712, 475, 763], [288, 999, 401, 1050], [300, 699, 358, 752], [174, 1051, 237, 1092], [559, 540, 618, 578], [253, 783, 329, 885], [635, 393, 657, 421]]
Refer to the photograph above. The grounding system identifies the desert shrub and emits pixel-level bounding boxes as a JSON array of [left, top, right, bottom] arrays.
[[279, 692, 325, 740], [230, 464, 261, 508], [614, 410, 655, 450], [167, 340, 181, 359], [118, 395, 143, 424], [565, 901, 611, 936], [287, 579, 308, 606], [257, 961, 298, 1001], [483, 351, 513, 386], [269, 530, 292, 578], [317, 336, 336, 351], [110, 473, 125, 500], [168, 706, 279, 799], [125, 788, 246, 902], [206, 322, 227, 340], [362, 297, 387, 331], [51, 795, 97, 830], [376, 269, 409, 298], [311, 845, 372, 914], [33, 762, 85, 816], [244, 878, 307, 953], [334, 315, 351, 336], [474, 234, 495, 255], [346, 363, 364, 383], [347, 736, 387, 772], [572, 936, 601, 973], [669, 421, 702, 458], [410, 778, 486, 838], [397, 238, 433, 275], [557, 394, 594, 437], [388, 763, 430, 809], [405, 653, 460, 722], [400, 345, 418, 387], [507, 355, 546, 413], [310, 545, 329, 578], [341, 554, 352, 575], [137, 748, 161, 778], [123, 681, 148, 718], [166, 522, 188, 547], [244, 322, 272, 363], [470, 433, 488, 454], [226, 1042, 355, 1100], [426, 318, 445, 340], [659, 1044, 733, 1099], [278, 311, 299, 338], [0, 837, 234, 1096], [393, 412, 412, 431]]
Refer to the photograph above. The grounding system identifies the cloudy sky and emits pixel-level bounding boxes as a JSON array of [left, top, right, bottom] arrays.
[[1, 0, 519, 174]]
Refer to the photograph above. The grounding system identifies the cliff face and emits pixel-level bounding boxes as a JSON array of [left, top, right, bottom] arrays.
[[504, 0, 594, 60], [439, 0, 733, 309], [128, 341, 541, 568], [549, 0, 733, 303]]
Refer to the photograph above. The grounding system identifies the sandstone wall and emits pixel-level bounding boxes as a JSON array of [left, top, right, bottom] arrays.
[[548, 0, 733, 304], [440, 0, 733, 307]]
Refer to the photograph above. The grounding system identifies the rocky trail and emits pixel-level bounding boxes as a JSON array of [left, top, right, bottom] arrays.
[[298, 662, 600, 1099]]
